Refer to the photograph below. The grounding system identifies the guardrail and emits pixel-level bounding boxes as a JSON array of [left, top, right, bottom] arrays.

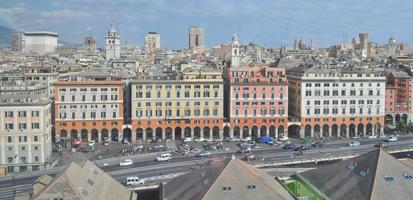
[[254, 146, 413, 168]]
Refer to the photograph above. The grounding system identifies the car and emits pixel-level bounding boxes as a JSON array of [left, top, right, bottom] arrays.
[[194, 137, 205, 142], [103, 140, 110, 146], [349, 141, 360, 147], [312, 140, 325, 148], [278, 136, 289, 141], [387, 136, 398, 142], [213, 138, 223, 142], [191, 148, 201, 153], [241, 154, 257, 161], [195, 151, 211, 157], [237, 147, 252, 154], [183, 137, 192, 142], [126, 176, 145, 186], [294, 145, 311, 151], [230, 137, 241, 142], [375, 142, 390, 148], [242, 137, 252, 142], [283, 143, 295, 150], [367, 135, 378, 139], [156, 153, 172, 162], [119, 159, 133, 167], [258, 136, 273, 143], [88, 140, 96, 146], [123, 138, 129, 144]]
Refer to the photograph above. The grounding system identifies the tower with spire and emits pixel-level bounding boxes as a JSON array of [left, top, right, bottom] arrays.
[[105, 24, 121, 60], [231, 34, 240, 67]]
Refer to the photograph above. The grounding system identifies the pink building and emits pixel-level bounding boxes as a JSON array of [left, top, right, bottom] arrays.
[[385, 71, 412, 125], [225, 65, 288, 139]]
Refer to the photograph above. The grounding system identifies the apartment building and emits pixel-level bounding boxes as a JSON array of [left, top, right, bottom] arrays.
[[0, 94, 52, 173], [385, 71, 412, 125], [287, 66, 386, 138], [54, 75, 124, 143], [226, 65, 288, 139], [131, 67, 224, 141]]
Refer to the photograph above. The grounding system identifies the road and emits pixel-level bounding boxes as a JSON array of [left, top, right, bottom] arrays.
[[1, 136, 413, 200]]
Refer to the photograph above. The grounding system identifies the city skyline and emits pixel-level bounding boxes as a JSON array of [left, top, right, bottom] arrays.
[[1, 0, 413, 49]]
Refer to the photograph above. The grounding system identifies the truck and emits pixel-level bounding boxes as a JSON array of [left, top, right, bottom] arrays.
[[257, 136, 273, 143]]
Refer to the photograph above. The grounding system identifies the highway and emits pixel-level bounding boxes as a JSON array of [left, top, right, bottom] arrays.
[[1, 136, 413, 200]]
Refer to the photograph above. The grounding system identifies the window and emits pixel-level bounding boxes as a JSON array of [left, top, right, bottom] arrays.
[[341, 90, 346, 96], [32, 123, 40, 129], [350, 90, 356, 96], [18, 111, 26, 117], [92, 95, 96, 101], [60, 95, 65, 101], [71, 95, 75, 101], [5, 123, 13, 130], [324, 90, 330, 96], [34, 136, 38, 142], [101, 95, 108, 101], [8, 136, 12, 143], [5, 111, 13, 117], [369, 90, 373, 96], [32, 111, 39, 117], [101, 112, 106, 118], [305, 91, 311, 96], [82, 95, 86, 101], [333, 90, 338, 96], [315, 91, 321, 96], [19, 123, 27, 129]]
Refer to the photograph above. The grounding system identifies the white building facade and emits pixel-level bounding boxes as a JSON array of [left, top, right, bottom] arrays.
[[105, 24, 121, 60], [23, 32, 58, 55]]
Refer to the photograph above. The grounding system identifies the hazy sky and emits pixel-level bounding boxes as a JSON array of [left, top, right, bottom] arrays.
[[1, 0, 412, 49]]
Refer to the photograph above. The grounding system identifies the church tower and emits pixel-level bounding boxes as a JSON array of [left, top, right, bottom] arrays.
[[105, 24, 120, 60], [231, 34, 240, 67]]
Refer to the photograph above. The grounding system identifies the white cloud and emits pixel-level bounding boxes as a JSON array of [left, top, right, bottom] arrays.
[[40, 9, 91, 19]]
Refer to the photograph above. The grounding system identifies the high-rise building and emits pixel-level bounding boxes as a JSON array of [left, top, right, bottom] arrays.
[[11, 31, 24, 52], [188, 26, 204, 51], [0, 93, 52, 173], [84, 36, 96, 55], [23, 31, 58, 55], [231, 34, 240, 67], [144, 32, 160, 51], [287, 66, 385, 138], [105, 24, 121, 60]]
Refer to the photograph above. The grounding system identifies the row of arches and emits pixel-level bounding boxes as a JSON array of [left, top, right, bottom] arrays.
[[385, 114, 408, 125], [135, 126, 222, 141], [289, 123, 382, 138], [59, 128, 120, 142]]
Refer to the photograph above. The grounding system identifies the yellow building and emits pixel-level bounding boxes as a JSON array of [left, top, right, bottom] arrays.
[[131, 67, 224, 141]]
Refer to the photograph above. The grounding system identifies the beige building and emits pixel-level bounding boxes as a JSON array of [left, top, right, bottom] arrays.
[[145, 32, 161, 51], [189, 26, 204, 51], [0, 94, 52, 174], [131, 67, 224, 141]]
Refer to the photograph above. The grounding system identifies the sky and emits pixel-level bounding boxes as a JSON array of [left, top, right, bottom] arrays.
[[1, 0, 412, 49]]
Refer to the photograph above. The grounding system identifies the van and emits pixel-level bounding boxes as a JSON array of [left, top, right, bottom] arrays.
[[156, 153, 172, 162], [126, 176, 145, 185]]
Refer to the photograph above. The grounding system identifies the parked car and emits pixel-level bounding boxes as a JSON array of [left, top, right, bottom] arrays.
[[278, 136, 289, 141], [88, 140, 96, 146], [194, 137, 205, 142], [123, 138, 129, 144], [213, 138, 223, 142], [283, 143, 295, 150], [156, 153, 172, 162], [230, 137, 241, 142], [183, 137, 192, 142], [387, 136, 398, 142], [205, 138, 214, 142], [242, 137, 252, 142], [349, 141, 361, 147], [103, 140, 110, 146], [258, 136, 273, 144], [119, 159, 133, 167], [126, 176, 145, 185], [195, 151, 211, 157], [312, 140, 325, 148], [294, 145, 311, 151], [191, 148, 201, 153], [375, 142, 390, 148]]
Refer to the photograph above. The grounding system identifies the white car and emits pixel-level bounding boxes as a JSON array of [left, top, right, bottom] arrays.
[[156, 153, 172, 162], [349, 141, 360, 147], [183, 137, 192, 142], [126, 176, 145, 186], [387, 136, 398, 142], [119, 159, 133, 167], [205, 138, 214, 142], [194, 137, 205, 142], [242, 137, 252, 142], [123, 138, 129, 144], [230, 137, 241, 142], [278, 136, 289, 141], [213, 138, 223, 142], [88, 140, 96, 146]]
